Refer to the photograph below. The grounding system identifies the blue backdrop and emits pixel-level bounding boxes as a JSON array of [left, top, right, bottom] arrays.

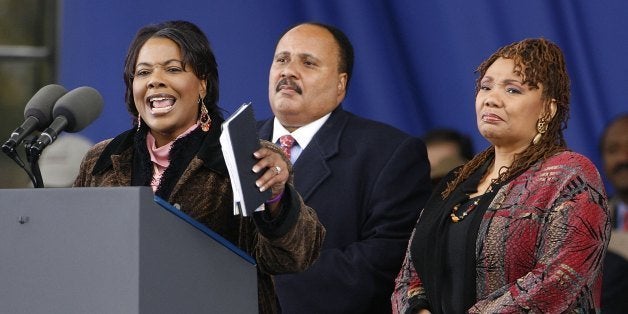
[[60, 0, 628, 193]]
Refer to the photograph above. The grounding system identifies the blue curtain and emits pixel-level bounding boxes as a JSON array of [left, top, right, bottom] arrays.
[[61, 0, 628, 192]]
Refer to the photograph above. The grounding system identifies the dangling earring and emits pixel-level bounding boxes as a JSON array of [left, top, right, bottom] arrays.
[[198, 96, 211, 132], [136, 114, 141, 132], [532, 117, 548, 145]]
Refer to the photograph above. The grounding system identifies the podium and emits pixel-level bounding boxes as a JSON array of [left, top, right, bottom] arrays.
[[0, 187, 258, 313]]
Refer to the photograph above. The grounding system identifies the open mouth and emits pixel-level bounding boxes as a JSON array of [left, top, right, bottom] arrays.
[[147, 95, 176, 114]]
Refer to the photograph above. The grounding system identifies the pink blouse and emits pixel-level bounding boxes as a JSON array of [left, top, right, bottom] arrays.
[[146, 124, 198, 192]]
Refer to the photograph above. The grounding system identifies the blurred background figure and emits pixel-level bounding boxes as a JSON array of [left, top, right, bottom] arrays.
[[37, 134, 93, 187], [422, 128, 474, 185], [599, 113, 628, 314]]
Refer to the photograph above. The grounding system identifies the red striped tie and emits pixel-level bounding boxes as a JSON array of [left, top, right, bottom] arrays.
[[279, 135, 296, 161]]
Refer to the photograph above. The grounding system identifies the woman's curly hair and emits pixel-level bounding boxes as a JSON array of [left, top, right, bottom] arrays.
[[442, 38, 571, 198]]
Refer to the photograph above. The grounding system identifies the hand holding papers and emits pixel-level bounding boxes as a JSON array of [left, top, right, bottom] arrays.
[[220, 103, 271, 216]]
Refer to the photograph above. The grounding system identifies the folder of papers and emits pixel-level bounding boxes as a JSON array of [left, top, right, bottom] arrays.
[[219, 103, 271, 216]]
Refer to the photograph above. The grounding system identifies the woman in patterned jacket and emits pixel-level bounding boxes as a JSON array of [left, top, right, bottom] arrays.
[[74, 20, 324, 314], [392, 38, 610, 313]]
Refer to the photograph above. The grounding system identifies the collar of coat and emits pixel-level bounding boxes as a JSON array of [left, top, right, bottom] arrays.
[[90, 122, 228, 178]]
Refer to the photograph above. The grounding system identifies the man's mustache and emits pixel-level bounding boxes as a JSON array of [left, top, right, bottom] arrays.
[[276, 78, 302, 94], [611, 162, 628, 175]]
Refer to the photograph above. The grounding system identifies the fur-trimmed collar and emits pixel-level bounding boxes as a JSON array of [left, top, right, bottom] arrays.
[[91, 124, 228, 182]]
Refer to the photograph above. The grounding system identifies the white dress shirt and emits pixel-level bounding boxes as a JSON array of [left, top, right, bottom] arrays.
[[271, 113, 331, 164]]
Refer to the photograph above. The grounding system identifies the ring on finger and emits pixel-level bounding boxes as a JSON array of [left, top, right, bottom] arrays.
[[273, 165, 281, 175]]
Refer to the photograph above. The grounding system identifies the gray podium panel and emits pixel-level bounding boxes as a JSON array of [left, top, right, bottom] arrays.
[[0, 187, 258, 314]]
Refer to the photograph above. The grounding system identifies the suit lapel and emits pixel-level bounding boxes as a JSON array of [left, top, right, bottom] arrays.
[[258, 109, 347, 201]]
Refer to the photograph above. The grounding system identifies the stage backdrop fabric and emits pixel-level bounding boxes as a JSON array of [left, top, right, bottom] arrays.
[[60, 0, 628, 194]]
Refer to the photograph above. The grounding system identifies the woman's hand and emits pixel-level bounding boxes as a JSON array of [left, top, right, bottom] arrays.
[[252, 146, 290, 215]]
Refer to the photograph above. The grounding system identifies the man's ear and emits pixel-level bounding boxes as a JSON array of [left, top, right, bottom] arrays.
[[338, 73, 348, 94]]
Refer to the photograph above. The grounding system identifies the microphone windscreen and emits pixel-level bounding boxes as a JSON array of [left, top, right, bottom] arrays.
[[24, 84, 68, 131], [53, 86, 104, 132]]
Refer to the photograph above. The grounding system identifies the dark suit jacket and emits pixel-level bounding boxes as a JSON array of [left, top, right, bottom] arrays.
[[603, 197, 628, 314], [258, 107, 431, 313]]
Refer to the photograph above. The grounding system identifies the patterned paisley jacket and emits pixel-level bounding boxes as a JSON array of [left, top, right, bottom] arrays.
[[393, 151, 610, 313]]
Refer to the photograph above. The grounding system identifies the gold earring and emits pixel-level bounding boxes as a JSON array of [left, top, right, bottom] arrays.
[[198, 97, 211, 132], [532, 117, 548, 145], [136, 114, 141, 132]]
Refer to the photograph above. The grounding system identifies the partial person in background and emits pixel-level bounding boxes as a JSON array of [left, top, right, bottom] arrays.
[[257, 22, 431, 313], [423, 128, 474, 186], [38, 134, 93, 187], [393, 38, 610, 313], [73, 20, 324, 314], [599, 113, 628, 313]]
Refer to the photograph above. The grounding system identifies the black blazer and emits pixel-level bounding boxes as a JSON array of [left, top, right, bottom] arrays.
[[258, 107, 432, 313]]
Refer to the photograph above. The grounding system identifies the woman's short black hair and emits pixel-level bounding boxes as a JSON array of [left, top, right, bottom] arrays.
[[123, 20, 222, 121]]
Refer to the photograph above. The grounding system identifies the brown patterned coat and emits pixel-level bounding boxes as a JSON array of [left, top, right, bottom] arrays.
[[74, 127, 325, 314]]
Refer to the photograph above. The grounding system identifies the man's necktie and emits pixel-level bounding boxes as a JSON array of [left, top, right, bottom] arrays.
[[279, 134, 296, 161]]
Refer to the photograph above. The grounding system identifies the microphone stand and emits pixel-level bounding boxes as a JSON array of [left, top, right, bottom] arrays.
[[24, 136, 45, 188], [2, 136, 39, 188]]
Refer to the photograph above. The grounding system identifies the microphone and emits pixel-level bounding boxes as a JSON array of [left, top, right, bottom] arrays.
[[1, 84, 67, 155], [29, 86, 104, 157]]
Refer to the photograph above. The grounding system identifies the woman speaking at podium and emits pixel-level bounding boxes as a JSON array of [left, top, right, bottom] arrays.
[[74, 20, 325, 314]]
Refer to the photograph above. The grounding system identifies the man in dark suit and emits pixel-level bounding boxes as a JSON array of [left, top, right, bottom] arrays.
[[257, 22, 432, 313], [599, 114, 628, 313]]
